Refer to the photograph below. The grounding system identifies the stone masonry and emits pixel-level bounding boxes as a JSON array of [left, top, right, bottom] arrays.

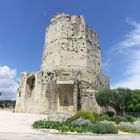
[[15, 13, 109, 114]]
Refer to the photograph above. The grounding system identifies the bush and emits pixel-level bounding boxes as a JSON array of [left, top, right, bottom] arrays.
[[123, 114, 135, 122], [105, 111, 115, 117], [128, 104, 135, 112], [33, 119, 88, 133], [66, 111, 95, 123], [111, 116, 120, 124], [97, 114, 111, 121], [119, 121, 140, 133], [110, 114, 135, 124], [33, 119, 118, 134], [33, 120, 63, 129], [135, 104, 140, 111], [71, 117, 92, 126], [111, 116, 127, 124], [126, 112, 140, 117], [92, 112, 100, 120], [89, 122, 118, 134]]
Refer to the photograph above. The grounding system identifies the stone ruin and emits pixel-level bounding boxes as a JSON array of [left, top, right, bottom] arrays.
[[15, 13, 109, 114]]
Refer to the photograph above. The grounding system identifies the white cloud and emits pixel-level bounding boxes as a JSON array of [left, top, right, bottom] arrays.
[[119, 18, 140, 48], [111, 19, 140, 89], [0, 66, 18, 100], [0, 66, 16, 79]]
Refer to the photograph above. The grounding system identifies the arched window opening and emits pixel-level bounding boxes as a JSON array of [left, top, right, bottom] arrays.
[[26, 75, 35, 97]]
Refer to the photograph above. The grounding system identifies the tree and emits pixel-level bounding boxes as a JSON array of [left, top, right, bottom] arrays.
[[127, 89, 140, 112], [96, 88, 133, 115]]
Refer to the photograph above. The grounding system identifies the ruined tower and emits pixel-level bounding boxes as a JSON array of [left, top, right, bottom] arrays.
[[15, 13, 109, 114]]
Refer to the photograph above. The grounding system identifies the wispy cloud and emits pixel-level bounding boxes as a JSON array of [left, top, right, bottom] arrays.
[[118, 18, 140, 48], [112, 51, 140, 89], [110, 18, 140, 89], [0, 66, 18, 100]]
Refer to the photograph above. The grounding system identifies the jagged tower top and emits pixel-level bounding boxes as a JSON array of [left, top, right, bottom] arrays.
[[41, 13, 101, 75]]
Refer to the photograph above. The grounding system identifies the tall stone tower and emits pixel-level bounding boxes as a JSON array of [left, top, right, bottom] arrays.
[[15, 13, 109, 114]]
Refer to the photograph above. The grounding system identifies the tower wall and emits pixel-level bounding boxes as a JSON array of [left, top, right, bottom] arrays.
[[15, 13, 109, 115], [41, 13, 101, 78]]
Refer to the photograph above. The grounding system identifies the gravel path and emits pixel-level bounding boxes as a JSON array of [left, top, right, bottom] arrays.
[[0, 110, 47, 133], [0, 132, 140, 140]]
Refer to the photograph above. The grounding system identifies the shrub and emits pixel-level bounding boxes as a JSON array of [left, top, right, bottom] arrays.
[[33, 120, 63, 129], [89, 122, 118, 134], [111, 115, 135, 124], [97, 114, 111, 121], [71, 117, 91, 126], [33, 119, 88, 133], [128, 104, 135, 112], [33, 119, 118, 134], [126, 112, 140, 117], [135, 104, 140, 111], [111, 116, 125, 124], [66, 111, 95, 123], [119, 121, 140, 133], [100, 120, 116, 126], [105, 111, 115, 117], [123, 114, 135, 122], [92, 112, 100, 120]]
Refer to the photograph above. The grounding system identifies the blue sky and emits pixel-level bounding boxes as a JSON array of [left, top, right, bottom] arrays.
[[0, 0, 140, 99]]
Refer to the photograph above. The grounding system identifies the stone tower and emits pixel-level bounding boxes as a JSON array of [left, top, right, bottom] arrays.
[[15, 13, 109, 114]]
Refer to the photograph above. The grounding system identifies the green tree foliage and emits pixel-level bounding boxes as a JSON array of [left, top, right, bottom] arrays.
[[96, 88, 133, 115], [127, 89, 140, 112]]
